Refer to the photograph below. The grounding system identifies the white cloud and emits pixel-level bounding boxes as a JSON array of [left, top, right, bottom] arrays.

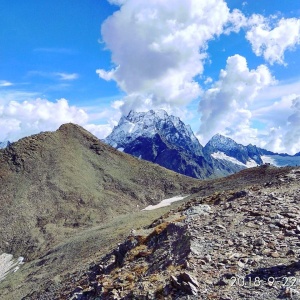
[[224, 9, 247, 34], [96, 68, 118, 81], [0, 91, 121, 142], [98, 0, 234, 114], [55, 72, 79, 81], [246, 16, 300, 65], [204, 77, 213, 85], [28, 71, 79, 81], [0, 80, 13, 87], [0, 98, 89, 141], [83, 123, 113, 139], [235, 93, 300, 154], [255, 78, 300, 108], [282, 96, 300, 153], [107, 0, 127, 5], [253, 94, 296, 127], [198, 54, 274, 145]]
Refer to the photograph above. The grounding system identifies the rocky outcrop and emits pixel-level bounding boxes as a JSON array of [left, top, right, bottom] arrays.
[[64, 166, 300, 300]]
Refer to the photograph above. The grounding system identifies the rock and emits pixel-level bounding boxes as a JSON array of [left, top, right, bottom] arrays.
[[228, 191, 247, 201], [270, 252, 280, 258], [184, 204, 211, 216], [262, 248, 271, 255], [180, 272, 199, 287], [187, 281, 198, 295], [72, 286, 83, 294], [204, 254, 212, 263], [170, 275, 181, 289], [216, 224, 227, 230], [237, 261, 245, 268], [253, 238, 265, 247], [286, 249, 296, 256]]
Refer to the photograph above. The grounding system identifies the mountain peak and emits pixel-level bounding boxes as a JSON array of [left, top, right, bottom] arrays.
[[204, 134, 262, 165], [105, 109, 208, 177], [126, 109, 168, 123], [206, 134, 237, 149], [106, 109, 203, 155], [58, 122, 88, 134]]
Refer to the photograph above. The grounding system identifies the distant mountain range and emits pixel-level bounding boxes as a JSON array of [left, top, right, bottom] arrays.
[[105, 109, 300, 179], [105, 110, 244, 179], [1, 110, 299, 181]]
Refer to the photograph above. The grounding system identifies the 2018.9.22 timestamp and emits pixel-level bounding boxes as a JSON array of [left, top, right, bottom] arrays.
[[230, 276, 300, 288]]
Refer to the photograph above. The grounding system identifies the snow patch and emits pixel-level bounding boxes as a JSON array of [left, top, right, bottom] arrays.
[[142, 195, 189, 211], [262, 155, 300, 167], [117, 147, 124, 152], [0, 253, 24, 282], [246, 159, 259, 168], [212, 151, 258, 168], [212, 151, 245, 166], [261, 155, 278, 166]]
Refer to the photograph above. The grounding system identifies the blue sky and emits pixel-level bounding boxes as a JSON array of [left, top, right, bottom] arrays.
[[0, 0, 300, 153]]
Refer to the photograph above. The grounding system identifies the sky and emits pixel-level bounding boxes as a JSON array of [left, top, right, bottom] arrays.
[[0, 0, 300, 154]]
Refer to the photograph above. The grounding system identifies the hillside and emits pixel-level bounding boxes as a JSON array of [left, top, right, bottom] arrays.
[[0, 123, 199, 260], [1, 124, 300, 299], [60, 165, 300, 300]]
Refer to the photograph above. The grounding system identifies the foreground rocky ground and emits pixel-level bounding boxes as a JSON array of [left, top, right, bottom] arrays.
[[60, 166, 300, 300]]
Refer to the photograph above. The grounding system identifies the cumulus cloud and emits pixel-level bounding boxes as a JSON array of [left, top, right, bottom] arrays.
[[0, 97, 115, 142], [84, 123, 113, 139], [224, 9, 247, 34], [282, 96, 300, 153], [98, 0, 235, 114], [198, 54, 274, 145], [246, 16, 300, 65], [0, 98, 89, 141]]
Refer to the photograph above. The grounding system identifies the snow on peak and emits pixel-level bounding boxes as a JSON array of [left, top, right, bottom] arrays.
[[105, 109, 203, 155], [205, 134, 263, 165], [207, 134, 237, 150]]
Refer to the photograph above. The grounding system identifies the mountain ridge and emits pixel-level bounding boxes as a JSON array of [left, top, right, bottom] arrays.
[[105, 110, 261, 179], [0, 123, 199, 260], [106, 110, 300, 175]]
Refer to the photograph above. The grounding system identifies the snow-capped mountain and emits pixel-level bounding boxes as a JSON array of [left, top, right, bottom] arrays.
[[204, 134, 263, 167], [258, 148, 300, 167], [105, 110, 215, 179], [105, 110, 248, 179], [204, 135, 300, 168], [106, 109, 203, 156], [105, 109, 299, 179]]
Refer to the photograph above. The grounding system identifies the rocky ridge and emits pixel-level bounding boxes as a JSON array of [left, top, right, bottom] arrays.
[[0, 123, 202, 299], [59, 166, 300, 300]]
